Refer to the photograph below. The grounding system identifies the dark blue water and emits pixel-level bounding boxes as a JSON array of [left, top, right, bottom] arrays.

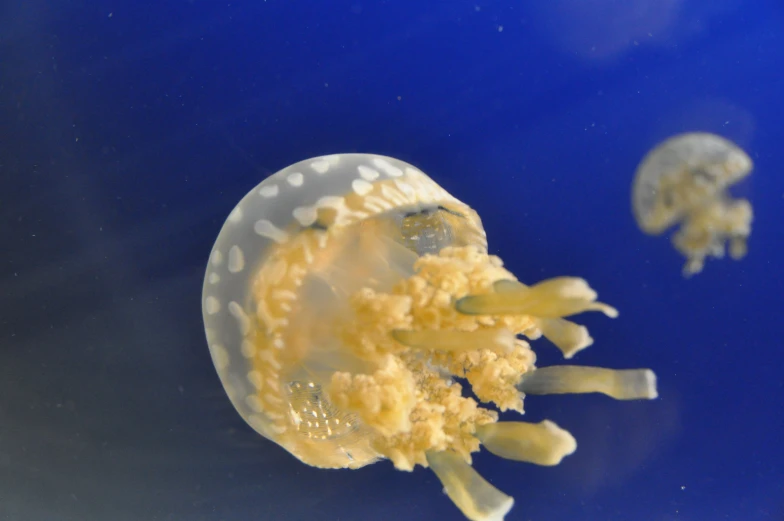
[[2, 1, 783, 520]]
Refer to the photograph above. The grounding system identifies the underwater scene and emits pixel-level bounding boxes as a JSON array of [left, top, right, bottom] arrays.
[[2, 1, 783, 520]]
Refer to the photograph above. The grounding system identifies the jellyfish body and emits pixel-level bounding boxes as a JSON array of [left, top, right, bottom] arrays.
[[203, 154, 657, 521], [632, 132, 754, 276]]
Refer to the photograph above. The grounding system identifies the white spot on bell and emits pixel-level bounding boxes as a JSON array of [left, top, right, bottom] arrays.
[[245, 395, 265, 413], [211, 344, 229, 370], [373, 157, 403, 177], [293, 206, 318, 226], [310, 160, 330, 174], [316, 195, 346, 209], [241, 339, 256, 358], [259, 184, 279, 198], [228, 206, 243, 223], [254, 219, 289, 243], [352, 178, 374, 196], [269, 424, 287, 435], [228, 245, 245, 273], [358, 165, 380, 181], [205, 296, 220, 315], [287, 172, 304, 187], [404, 167, 425, 179], [248, 414, 271, 435], [228, 301, 251, 336], [247, 370, 264, 390], [394, 179, 417, 199]]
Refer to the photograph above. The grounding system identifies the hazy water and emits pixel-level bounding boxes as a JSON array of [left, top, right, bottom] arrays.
[[2, 1, 783, 520]]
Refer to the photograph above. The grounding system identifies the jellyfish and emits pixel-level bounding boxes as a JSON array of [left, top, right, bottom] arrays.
[[202, 154, 658, 521], [632, 132, 754, 276]]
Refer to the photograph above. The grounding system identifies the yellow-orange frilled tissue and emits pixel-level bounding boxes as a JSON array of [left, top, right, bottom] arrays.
[[203, 154, 658, 521]]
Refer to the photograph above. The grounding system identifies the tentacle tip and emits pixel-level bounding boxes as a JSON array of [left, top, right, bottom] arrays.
[[642, 369, 658, 400], [602, 305, 619, 319], [486, 497, 514, 521], [453, 295, 477, 315]]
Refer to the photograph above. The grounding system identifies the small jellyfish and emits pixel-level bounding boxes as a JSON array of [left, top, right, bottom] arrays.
[[203, 154, 658, 521], [632, 132, 754, 276]]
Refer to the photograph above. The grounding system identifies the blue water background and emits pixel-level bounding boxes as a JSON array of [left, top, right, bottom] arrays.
[[2, 1, 783, 520]]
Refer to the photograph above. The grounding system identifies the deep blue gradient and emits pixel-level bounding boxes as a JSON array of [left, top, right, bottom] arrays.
[[2, 1, 783, 520]]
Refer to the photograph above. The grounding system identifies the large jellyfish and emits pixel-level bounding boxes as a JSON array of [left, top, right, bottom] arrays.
[[203, 154, 658, 521], [632, 132, 754, 276]]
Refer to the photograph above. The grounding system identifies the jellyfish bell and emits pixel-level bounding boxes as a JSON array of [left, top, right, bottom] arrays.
[[632, 132, 753, 234], [632, 132, 754, 276], [203, 154, 658, 521]]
